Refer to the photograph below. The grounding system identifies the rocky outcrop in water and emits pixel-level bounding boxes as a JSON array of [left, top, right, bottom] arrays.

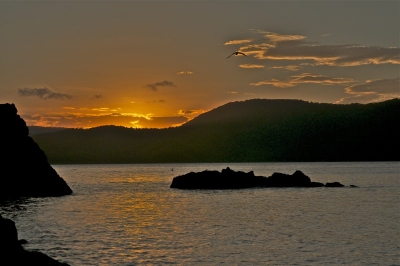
[[0, 214, 70, 266], [0, 103, 72, 200], [170, 167, 347, 189]]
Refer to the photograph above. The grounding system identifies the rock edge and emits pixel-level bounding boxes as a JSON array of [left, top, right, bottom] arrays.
[[170, 167, 352, 189]]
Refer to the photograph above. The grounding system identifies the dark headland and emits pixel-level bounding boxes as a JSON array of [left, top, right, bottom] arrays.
[[0, 103, 72, 265], [170, 167, 351, 189]]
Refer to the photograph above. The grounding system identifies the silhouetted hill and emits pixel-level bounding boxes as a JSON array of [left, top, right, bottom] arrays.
[[183, 99, 312, 126], [28, 126, 67, 136], [31, 99, 400, 164]]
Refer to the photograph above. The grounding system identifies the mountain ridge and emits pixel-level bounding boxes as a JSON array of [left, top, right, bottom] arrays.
[[30, 98, 400, 163]]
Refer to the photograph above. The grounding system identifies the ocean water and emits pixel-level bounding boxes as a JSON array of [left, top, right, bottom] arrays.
[[1, 162, 399, 265]]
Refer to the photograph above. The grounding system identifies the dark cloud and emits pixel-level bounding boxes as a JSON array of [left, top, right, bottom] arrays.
[[337, 78, 400, 104], [336, 94, 383, 104], [178, 110, 195, 115], [345, 78, 400, 94], [235, 31, 400, 67], [93, 94, 102, 99], [145, 80, 177, 92], [18, 87, 72, 100], [178, 109, 205, 116], [250, 73, 355, 88]]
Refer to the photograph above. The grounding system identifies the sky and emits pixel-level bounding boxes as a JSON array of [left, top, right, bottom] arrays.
[[1, 0, 399, 129]]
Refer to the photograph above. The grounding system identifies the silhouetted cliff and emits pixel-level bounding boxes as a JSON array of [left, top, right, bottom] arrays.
[[0, 103, 72, 199], [32, 99, 400, 163], [0, 214, 70, 265]]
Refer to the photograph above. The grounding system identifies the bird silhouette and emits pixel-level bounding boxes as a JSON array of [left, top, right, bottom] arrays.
[[226, 51, 247, 58]]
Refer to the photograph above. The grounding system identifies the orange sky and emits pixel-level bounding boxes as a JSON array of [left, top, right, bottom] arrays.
[[1, 1, 399, 129]]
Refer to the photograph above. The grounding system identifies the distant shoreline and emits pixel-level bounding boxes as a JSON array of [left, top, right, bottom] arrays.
[[49, 160, 400, 165]]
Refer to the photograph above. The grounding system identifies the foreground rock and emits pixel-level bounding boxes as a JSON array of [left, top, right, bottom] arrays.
[[0, 103, 72, 200], [0, 214, 70, 266], [1, 103, 72, 265], [170, 167, 347, 189]]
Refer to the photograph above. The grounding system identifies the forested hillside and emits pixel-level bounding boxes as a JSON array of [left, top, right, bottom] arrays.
[[29, 126, 66, 136], [31, 99, 400, 164]]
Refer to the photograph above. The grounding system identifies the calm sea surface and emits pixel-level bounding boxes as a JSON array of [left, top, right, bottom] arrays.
[[1, 162, 399, 265]]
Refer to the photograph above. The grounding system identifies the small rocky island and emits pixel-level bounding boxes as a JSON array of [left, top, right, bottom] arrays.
[[170, 167, 348, 189], [0, 103, 72, 265]]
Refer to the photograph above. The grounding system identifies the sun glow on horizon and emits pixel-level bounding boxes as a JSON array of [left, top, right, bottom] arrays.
[[20, 103, 207, 129]]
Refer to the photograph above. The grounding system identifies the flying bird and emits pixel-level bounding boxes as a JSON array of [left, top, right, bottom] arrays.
[[226, 51, 247, 58]]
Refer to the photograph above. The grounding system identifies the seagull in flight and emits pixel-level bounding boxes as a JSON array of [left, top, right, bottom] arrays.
[[226, 51, 247, 58]]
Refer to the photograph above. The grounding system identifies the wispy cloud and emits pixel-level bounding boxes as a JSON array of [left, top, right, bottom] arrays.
[[239, 64, 265, 69], [18, 87, 73, 100], [336, 78, 400, 103], [224, 39, 252, 45], [229, 31, 399, 67], [145, 80, 177, 92], [250, 73, 356, 88], [177, 71, 193, 75], [91, 107, 110, 112], [268, 65, 301, 71], [259, 31, 306, 42]]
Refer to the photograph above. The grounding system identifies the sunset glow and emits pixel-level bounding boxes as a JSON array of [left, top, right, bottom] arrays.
[[1, 1, 398, 129]]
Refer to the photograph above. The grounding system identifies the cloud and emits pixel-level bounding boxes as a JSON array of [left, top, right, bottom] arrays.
[[93, 94, 102, 99], [224, 39, 252, 45], [145, 80, 177, 92], [250, 73, 356, 88], [345, 78, 400, 94], [268, 65, 301, 71], [91, 107, 110, 112], [177, 71, 193, 75], [239, 64, 265, 69], [260, 31, 306, 42], [177, 109, 204, 116], [18, 87, 73, 100], [336, 78, 400, 104], [229, 31, 400, 67]]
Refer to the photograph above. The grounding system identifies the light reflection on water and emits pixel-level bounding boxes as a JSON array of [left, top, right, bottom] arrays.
[[1, 162, 399, 265]]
